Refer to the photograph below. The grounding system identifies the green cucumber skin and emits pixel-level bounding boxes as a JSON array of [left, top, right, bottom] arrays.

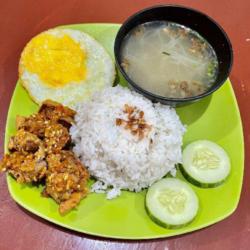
[[145, 200, 196, 229], [179, 164, 226, 188]]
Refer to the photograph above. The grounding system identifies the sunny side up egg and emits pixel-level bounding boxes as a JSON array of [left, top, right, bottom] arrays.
[[19, 28, 115, 109]]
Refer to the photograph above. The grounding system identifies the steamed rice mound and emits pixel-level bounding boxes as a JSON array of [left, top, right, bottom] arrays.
[[70, 86, 185, 199]]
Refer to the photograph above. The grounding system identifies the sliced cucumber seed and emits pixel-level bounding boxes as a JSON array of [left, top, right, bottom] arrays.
[[192, 148, 220, 169], [181, 140, 231, 187], [158, 188, 187, 214], [146, 178, 199, 228]]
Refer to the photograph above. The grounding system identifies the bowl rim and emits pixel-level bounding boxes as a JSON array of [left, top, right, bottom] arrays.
[[114, 4, 234, 103]]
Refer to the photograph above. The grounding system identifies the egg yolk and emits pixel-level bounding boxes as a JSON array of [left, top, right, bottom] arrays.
[[22, 33, 87, 87]]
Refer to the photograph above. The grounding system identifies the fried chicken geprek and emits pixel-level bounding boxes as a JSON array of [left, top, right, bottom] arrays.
[[43, 151, 89, 214], [0, 100, 89, 215]]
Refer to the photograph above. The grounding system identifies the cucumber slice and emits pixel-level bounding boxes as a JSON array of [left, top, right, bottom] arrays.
[[145, 178, 199, 229], [181, 140, 231, 188]]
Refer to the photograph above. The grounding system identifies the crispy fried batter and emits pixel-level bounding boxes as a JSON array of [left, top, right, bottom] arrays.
[[16, 100, 75, 138], [0, 149, 46, 183], [44, 124, 70, 154], [59, 192, 85, 215], [39, 100, 76, 127], [16, 114, 49, 138], [1, 130, 47, 183], [1, 100, 89, 214], [43, 151, 89, 214], [8, 129, 43, 153]]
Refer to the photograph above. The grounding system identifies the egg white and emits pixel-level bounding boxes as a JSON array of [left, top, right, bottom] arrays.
[[19, 28, 116, 109]]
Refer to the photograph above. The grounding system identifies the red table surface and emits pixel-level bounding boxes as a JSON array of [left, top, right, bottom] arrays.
[[0, 0, 249, 249]]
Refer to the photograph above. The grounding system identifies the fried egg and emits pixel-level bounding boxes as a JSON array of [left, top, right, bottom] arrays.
[[19, 28, 115, 109]]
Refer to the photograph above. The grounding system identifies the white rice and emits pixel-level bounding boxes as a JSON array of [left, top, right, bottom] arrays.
[[70, 86, 185, 199]]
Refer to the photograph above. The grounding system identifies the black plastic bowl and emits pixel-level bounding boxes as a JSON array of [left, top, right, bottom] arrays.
[[114, 5, 233, 105]]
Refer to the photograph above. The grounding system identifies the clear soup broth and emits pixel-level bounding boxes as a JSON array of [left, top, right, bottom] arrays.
[[121, 21, 219, 98]]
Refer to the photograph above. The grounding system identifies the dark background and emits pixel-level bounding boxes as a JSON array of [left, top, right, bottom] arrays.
[[0, 1, 249, 249]]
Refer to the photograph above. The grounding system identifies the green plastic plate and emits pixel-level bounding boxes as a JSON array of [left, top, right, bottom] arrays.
[[4, 24, 244, 239]]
